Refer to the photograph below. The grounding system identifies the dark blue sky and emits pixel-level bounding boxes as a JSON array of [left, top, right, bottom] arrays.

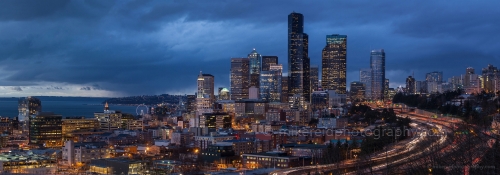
[[0, 0, 499, 97]]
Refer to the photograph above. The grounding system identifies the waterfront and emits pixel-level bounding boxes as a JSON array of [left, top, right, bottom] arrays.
[[0, 96, 138, 118]]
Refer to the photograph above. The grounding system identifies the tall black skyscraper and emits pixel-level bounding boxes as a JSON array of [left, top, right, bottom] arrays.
[[288, 12, 310, 103]]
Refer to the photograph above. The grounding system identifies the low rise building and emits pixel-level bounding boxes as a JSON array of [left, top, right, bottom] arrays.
[[62, 140, 113, 166], [242, 151, 300, 169], [194, 134, 235, 150], [89, 158, 145, 175]]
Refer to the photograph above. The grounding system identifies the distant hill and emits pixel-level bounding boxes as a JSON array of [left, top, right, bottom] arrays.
[[103, 94, 186, 105]]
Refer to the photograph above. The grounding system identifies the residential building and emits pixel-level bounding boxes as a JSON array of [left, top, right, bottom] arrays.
[[62, 140, 113, 165]]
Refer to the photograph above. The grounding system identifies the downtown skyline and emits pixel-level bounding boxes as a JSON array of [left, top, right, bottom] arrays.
[[0, 0, 499, 97]]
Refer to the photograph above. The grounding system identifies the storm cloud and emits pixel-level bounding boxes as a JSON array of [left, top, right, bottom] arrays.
[[0, 0, 498, 96]]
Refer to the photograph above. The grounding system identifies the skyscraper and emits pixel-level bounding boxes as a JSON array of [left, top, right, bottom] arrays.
[[464, 67, 475, 87], [29, 112, 62, 147], [426, 71, 443, 93], [288, 12, 310, 103], [197, 72, 205, 98], [202, 74, 215, 106], [262, 56, 278, 71], [281, 75, 289, 103], [321, 34, 347, 94], [230, 58, 250, 100], [360, 68, 372, 100], [481, 64, 499, 93], [384, 79, 390, 99], [350, 81, 365, 102], [248, 49, 262, 89], [260, 64, 283, 102], [370, 49, 385, 100], [426, 71, 443, 82], [18, 96, 42, 122], [310, 65, 319, 92], [406, 76, 416, 94]]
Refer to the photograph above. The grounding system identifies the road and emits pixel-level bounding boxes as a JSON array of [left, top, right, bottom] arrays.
[[269, 110, 447, 175]]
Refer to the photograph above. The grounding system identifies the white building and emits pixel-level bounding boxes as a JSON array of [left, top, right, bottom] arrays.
[[62, 140, 113, 166]]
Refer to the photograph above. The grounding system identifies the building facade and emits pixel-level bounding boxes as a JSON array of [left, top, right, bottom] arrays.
[[310, 65, 319, 93], [321, 34, 347, 94], [360, 68, 372, 100], [249, 49, 262, 90], [260, 64, 283, 102], [230, 58, 250, 100], [350, 81, 365, 102], [406, 76, 416, 94], [262, 56, 278, 71], [288, 12, 310, 103], [29, 112, 63, 147], [18, 96, 42, 122], [370, 49, 385, 100]]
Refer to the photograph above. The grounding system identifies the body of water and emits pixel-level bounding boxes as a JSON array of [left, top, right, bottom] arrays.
[[0, 96, 138, 118]]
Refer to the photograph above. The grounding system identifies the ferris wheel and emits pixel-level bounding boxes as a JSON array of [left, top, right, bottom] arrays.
[[136, 104, 149, 116]]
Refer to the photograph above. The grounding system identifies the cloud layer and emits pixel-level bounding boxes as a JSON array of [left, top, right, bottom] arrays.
[[0, 0, 499, 97]]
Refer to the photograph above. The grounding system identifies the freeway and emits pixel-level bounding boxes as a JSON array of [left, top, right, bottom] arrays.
[[269, 111, 447, 175]]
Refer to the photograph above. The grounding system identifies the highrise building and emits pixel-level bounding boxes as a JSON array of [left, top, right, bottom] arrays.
[[416, 81, 424, 93], [248, 49, 262, 90], [481, 64, 499, 93], [360, 68, 372, 100], [260, 64, 283, 102], [262, 56, 278, 71], [186, 95, 196, 114], [29, 112, 62, 147], [464, 67, 475, 87], [281, 75, 289, 103], [370, 49, 385, 100], [384, 79, 390, 99], [406, 76, 416, 94], [321, 34, 347, 94], [197, 72, 215, 115], [426, 71, 443, 93], [202, 74, 215, 105], [18, 96, 42, 122], [310, 65, 319, 93], [350, 81, 365, 102], [426, 71, 443, 82], [62, 117, 99, 142], [288, 12, 310, 103], [95, 109, 122, 131], [230, 58, 250, 100]]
